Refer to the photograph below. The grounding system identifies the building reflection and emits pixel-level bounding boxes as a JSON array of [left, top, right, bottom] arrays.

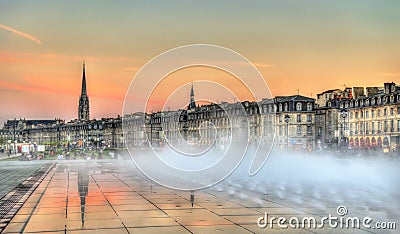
[[78, 167, 89, 226]]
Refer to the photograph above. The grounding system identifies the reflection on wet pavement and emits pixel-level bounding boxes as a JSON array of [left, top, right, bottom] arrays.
[[190, 191, 194, 208], [2, 159, 398, 233], [78, 166, 89, 226]]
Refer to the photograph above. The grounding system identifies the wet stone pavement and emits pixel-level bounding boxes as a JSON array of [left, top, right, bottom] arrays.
[[0, 162, 49, 200], [0, 160, 398, 234], [0, 161, 54, 233]]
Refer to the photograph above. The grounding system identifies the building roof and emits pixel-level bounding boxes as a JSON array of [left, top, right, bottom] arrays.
[[277, 95, 315, 102], [317, 89, 342, 95]]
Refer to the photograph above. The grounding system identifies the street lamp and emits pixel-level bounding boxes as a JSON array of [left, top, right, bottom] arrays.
[[284, 114, 291, 149], [13, 118, 16, 154], [120, 135, 124, 148], [340, 108, 348, 147], [67, 134, 71, 152]]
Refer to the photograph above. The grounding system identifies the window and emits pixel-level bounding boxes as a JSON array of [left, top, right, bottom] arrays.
[[371, 110, 375, 117], [366, 99, 369, 106], [391, 108, 394, 116], [398, 120, 400, 132], [296, 102, 302, 111], [355, 100, 359, 107], [297, 126, 301, 136], [377, 97, 381, 104], [297, 114, 301, 123], [284, 103, 288, 112], [279, 115, 282, 123], [307, 114, 312, 122], [391, 120, 394, 132], [391, 95, 395, 102], [384, 120, 388, 132], [360, 111, 363, 118], [378, 109, 381, 116], [355, 112, 358, 119], [372, 122, 375, 131], [307, 103, 312, 111], [366, 110, 369, 118], [350, 112, 353, 119], [350, 123, 353, 135], [307, 126, 312, 135], [371, 99, 375, 105], [279, 104, 282, 112], [378, 122, 381, 131], [360, 123, 364, 134], [384, 108, 387, 116]]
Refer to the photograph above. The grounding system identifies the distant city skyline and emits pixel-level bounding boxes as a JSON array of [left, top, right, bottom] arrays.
[[1, 0, 399, 123]]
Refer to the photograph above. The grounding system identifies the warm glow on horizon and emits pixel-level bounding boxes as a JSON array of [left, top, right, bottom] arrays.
[[1, 1, 399, 123], [145, 66, 257, 113]]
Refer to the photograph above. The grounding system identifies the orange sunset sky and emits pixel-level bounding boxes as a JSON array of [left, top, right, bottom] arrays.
[[1, 1, 399, 123]]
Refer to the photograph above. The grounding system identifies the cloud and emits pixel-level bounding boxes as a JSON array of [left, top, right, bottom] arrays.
[[253, 62, 273, 68], [0, 23, 41, 44]]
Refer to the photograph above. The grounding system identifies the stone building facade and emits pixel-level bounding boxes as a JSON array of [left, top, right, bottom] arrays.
[[316, 82, 400, 152], [0, 97, 315, 152], [274, 95, 316, 150]]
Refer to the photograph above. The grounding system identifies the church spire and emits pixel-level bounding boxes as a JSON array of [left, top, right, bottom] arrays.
[[78, 61, 90, 121], [81, 61, 87, 96], [188, 82, 196, 109]]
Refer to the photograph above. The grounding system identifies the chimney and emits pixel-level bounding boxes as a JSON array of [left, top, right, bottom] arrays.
[[384, 82, 396, 94]]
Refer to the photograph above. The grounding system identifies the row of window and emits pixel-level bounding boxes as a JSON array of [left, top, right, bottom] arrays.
[[337, 94, 400, 108], [349, 119, 400, 135], [278, 125, 313, 136], [278, 102, 314, 112], [279, 114, 313, 123], [349, 106, 399, 119]]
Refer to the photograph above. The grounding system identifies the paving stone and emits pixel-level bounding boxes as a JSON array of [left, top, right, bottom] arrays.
[[2, 160, 398, 234]]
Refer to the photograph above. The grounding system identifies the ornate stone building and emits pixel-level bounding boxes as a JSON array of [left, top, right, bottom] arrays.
[[275, 95, 316, 150], [344, 82, 400, 151], [316, 82, 400, 152]]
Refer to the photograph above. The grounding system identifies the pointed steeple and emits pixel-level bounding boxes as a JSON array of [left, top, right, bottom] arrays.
[[188, 82, 196, 109], [81, 61, 87, 96], [190, 82, 194, 97], [78, 61, 90, 121]]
